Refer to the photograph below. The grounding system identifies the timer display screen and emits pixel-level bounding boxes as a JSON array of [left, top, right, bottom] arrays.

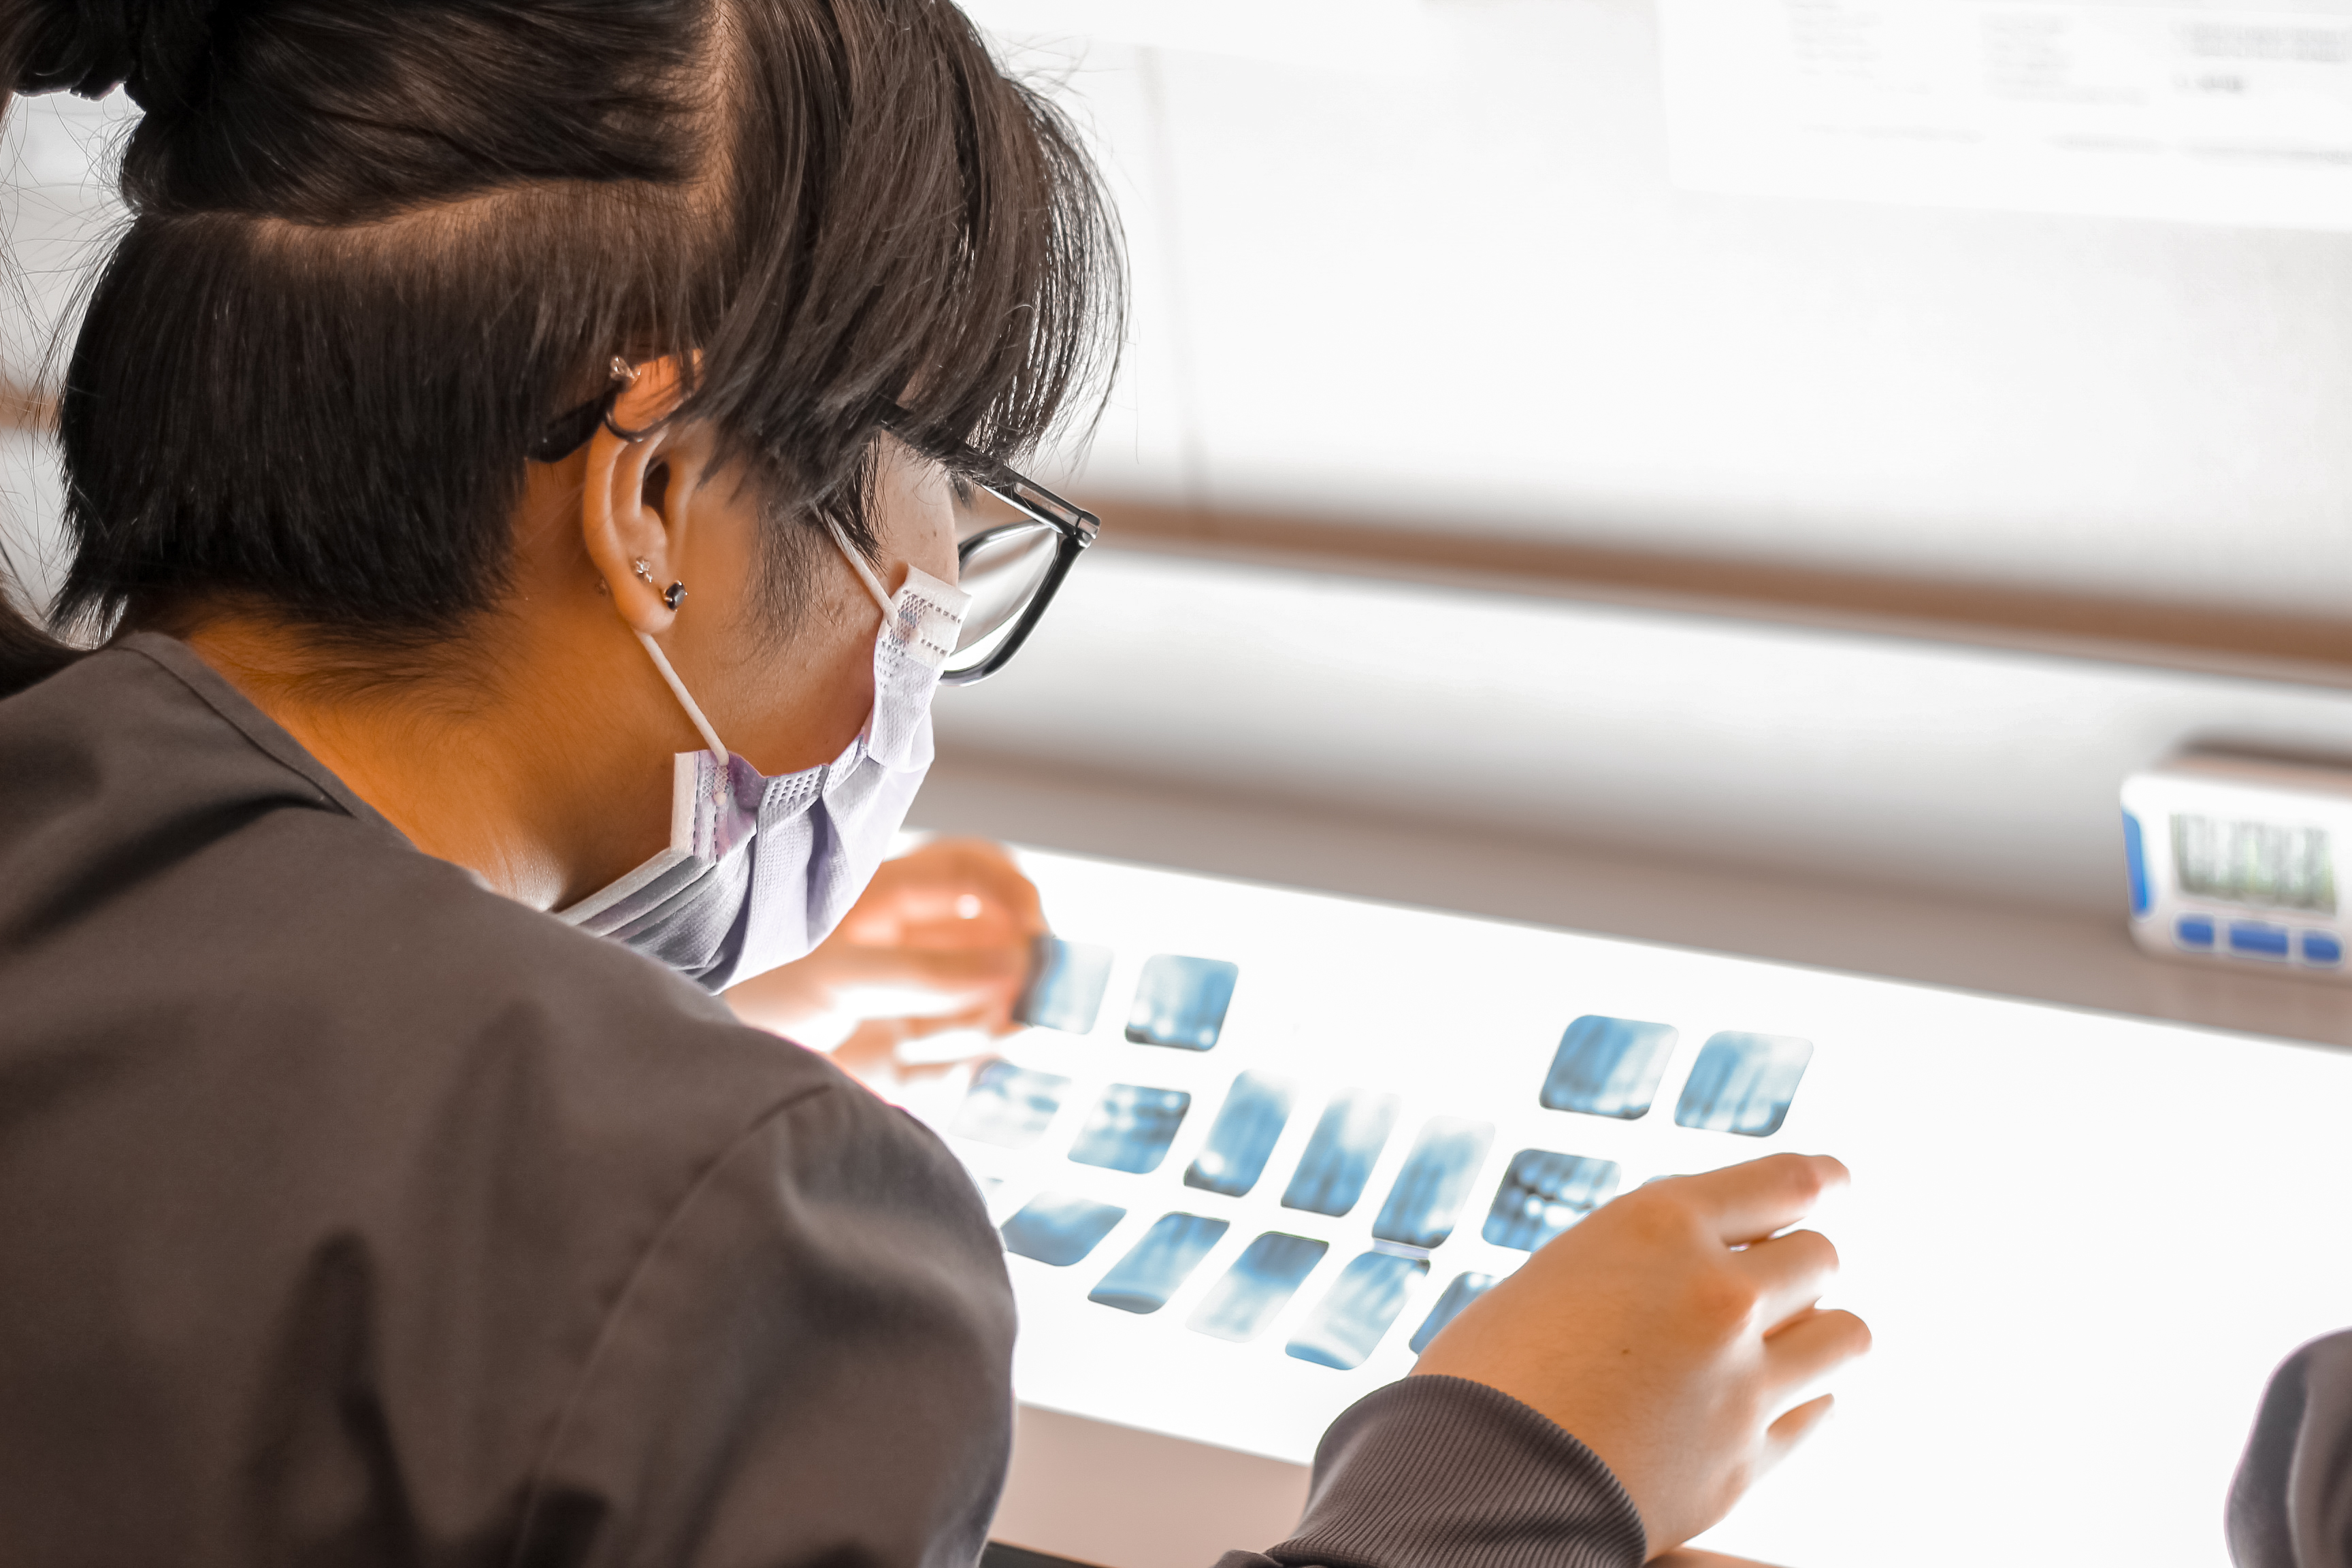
[[2171, 813, 2336, 914]]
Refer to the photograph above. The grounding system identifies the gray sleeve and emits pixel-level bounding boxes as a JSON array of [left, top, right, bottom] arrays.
[[2230, 1330, 2352, 1568], [1216, 1375, 1646, 1568]]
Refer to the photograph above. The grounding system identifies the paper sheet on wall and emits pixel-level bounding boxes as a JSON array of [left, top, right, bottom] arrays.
[[1658, 0, 2352, 229]]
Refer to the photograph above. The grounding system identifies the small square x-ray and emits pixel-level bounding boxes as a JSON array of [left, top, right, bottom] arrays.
[[1088, 1212, 1232, 1315], [1674, 1032, 1814, 1137], [1370, 1116, 1494, 1250], [1408, 1270, 1497, 1354], [1482, 1149, 1623, 1252], [951, 1062, 1071, 1149], [1067, 1084, 1193, 1174], [1125, 954, 1241, 1050], [1000, 1192, 1128, 1267], [1188, 1232, 1329, 1343], [1281, 1089, 1400, 1218], [1286, 1252, 1429, 1371], [1183, 1071, 1297, 1198], [1540, 1015, 1679, 1119], [1017, 936, 1115, 1034]]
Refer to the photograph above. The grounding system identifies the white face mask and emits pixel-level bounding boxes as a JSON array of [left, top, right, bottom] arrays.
[[554, 524, 971, 990]]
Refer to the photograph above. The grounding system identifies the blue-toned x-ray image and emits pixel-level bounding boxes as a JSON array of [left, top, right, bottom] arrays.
[[1409, 1271, 1498, 1355], [1016, 936, 1114, 1034], [950, 1062, 1071, 1149], [1000, 1192, 1127, 1267], [1067, 1084, 1193, 1174], [1673, 1032, 1814, 1137], [1124, 954, 1241, 1051], [1184, 1071, 1296, 1198], [1088, 1212, 1231, 1314], [1281, 1090, 1400, 1218], [1540, 1015, 1678, 1120], [1286, 1252, 1429, 1371], [1371, 1117, 1494, 1250], [1188, 1232, 1329, 1342], [1482, 1149, 1622, 1252]]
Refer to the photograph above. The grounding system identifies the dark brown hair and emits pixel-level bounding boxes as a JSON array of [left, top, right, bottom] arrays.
[[0, 0, 1123, 697]]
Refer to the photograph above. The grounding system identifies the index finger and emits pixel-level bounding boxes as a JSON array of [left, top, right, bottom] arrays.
[[1663, 1153, 1848, 1246]]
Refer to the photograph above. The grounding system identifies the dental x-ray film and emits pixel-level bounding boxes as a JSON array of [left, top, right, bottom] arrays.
[[1370, 1116, 1494, 1249], [1017, 935, 1115, 1033], [1409, 1270, 1497, 1354], [1126, 954, 1241, 1050], [951, 1062, 1069, 1149], [1185, 1071, 1297, 1197], [1541, 1015, 1679, 1118], [1000, 1192, 1128, 1267], [1068, 1084, 1192, 1174], [1673, 1032, 1813, 1137], [1286, 1251, 1430, 1371], [1482, 1149, 1622, 1252], [936, 847, 2352, 1568], [1281, 1090, 1400, 1218], [1190, 1232, 1330, 1343], [1089, 1212, 1232, 1314]]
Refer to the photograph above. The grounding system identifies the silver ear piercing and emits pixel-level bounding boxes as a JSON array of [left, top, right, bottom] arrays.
[[630, 557, 685, 610]]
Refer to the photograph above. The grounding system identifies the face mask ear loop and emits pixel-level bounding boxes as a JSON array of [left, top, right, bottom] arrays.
[[633, 631, 731, 766], [826, 519, 899, 622]]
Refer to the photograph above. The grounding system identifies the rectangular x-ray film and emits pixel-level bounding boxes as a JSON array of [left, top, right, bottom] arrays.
[[1541, 1015, 1679, 1119], [1000, 1193, 1127, 1267], [951, 1062, 1069, 1149], [943, 846, 2352, 1568], [1673, 1033, 1814, 1137], [1089, 1213, 1232, 1315], [1409, 1271, 1497, 1355], [1185, 1071, 1297, 1198], [1286, 1252, 1430, 1371], [1126, 954, 1241, 1050], [1281, 1090, 1401, 1218], [1482, 1149, 1622, 1252], [1370, 1117, 1494, 1249], [1188, 1232, 1329, 1343], [1067, 1084, 1192, 1174], [1017, 935, 1115, 1033]]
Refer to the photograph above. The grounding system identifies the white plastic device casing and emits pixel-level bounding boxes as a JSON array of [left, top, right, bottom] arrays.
[[2120, 751, 2352, 979]]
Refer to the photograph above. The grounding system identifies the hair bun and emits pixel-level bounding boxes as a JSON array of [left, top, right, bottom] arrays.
[[18, 0, 220, 113]]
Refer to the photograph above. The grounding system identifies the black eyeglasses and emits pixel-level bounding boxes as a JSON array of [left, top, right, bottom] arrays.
[[532, 380, 1098, 687]]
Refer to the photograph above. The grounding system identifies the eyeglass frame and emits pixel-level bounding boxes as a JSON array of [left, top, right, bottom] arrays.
[[529, 380, 1098, 687]]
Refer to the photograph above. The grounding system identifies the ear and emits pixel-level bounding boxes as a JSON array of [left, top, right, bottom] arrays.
[[580, 355, 698, 636]]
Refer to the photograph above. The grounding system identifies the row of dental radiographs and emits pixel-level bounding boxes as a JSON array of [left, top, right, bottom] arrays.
[[952, 942, 1814, 1371]]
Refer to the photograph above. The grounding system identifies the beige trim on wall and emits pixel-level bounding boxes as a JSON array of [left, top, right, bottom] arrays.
[[1078, 494, 2352, 691]]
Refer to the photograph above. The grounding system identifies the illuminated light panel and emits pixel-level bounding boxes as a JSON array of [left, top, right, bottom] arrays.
[[930, 847, 2352, 1568]]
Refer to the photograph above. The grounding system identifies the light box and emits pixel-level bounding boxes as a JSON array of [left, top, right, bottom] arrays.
[[917, 848, 2352, 1567]]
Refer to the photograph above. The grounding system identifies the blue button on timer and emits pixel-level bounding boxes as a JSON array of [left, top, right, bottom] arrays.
[[2229, 922, 2292, 958], [2304, 932, 2345, 967], [2176, 916, 2215, 949]]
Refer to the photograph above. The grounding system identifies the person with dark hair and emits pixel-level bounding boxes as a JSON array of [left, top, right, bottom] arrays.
[[0, 3, 1870, 1564]]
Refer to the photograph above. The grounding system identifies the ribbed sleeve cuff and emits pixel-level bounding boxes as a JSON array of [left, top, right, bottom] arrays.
[[1260, 1375, 1646, 1568]]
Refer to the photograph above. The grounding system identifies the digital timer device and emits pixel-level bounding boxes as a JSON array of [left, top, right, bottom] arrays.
[[2121, 751, 2352, 978]]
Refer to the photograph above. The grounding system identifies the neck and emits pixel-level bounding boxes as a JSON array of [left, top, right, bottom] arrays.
[[172, 609, 680, 909]]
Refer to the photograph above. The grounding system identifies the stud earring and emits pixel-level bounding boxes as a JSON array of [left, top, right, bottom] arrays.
[[664, 582, 688, 610], [633, 558, 655, 585]]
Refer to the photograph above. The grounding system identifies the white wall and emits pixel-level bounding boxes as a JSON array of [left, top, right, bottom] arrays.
[[968, 0, 2352, 619]]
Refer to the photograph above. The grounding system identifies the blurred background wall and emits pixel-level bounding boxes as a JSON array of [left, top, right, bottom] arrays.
[[8, 1, 2352, 1030]]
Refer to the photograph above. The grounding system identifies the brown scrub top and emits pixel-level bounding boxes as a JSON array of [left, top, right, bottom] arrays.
[[0, 634, 1649, 1568]]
